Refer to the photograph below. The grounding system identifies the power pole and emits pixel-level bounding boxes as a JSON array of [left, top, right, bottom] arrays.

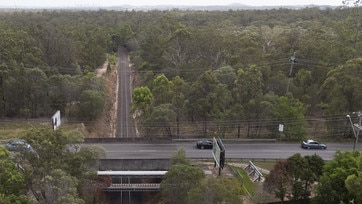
[[286, 52, 297, 94], [347, 112, 362, 150]]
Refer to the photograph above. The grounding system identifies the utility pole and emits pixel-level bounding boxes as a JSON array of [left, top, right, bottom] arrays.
[[347, 112, 362, 150], [286, 52, 296, 94]]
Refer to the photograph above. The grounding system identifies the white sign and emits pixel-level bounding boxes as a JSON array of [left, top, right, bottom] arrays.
[[212, 137, 221, 167], [51, 110, 61, 130], [279, 124, 284, 132]]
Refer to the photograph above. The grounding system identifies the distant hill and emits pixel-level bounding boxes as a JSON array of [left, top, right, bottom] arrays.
[[0, 3, 339, 11]]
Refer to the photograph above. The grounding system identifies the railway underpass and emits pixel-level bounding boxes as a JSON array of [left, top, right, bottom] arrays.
[[98, 170, 166, 191], [97, 170, 167, 204]]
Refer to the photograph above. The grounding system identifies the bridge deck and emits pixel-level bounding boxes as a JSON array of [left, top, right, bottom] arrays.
[[97, 170, 167, 177], [103, 183, 161, 191]]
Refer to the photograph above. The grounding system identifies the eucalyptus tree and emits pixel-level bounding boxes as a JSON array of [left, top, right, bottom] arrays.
[[319, 58, 362, 138], [79, 89, 105, 121], [345, 153, 362, 203], [73, 24, 109, 73], [314, 151, 360, 204], [37, 24, 78, 70], [25, 68, 49, 117], [170, 76, 190, 138], [233, 65, 264, 137], [341, 2, 362, 57], [272, 94, 307, 141], [0, 147, 30, 203], [160, 148, 205, 204], [0, 22, 42, 67], [237, 25, 265, 65], [110, 23, 136, 53], [151, 74, 173, 106], [131, 86, 154, 137], [14, 128, 105, 204], [287, 153, 324, 201], [3, 64, 32, 117], [293, 69, 317, 114], [131, 86, 153, 116], [212, 65, 236, 90], [162, 22, 193, 78], [264, 159, 289, 202], [190, 26, 228, 70], [188, 70, 223, 137], [134, 12, 181, 74], [47, 74, 82, 117], [142, 104, 176, 137], [265, 153, 324, 203]]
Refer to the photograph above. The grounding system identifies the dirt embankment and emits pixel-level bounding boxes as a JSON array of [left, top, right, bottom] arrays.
[[81, 61, 118, 137]]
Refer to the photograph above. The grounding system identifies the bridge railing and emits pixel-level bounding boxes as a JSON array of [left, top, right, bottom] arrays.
[[244, 161, 263, 182], [103, 183, 161, 191]]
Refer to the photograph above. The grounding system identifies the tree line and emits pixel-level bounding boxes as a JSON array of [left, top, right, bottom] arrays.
[[0, 6, 361, 140]]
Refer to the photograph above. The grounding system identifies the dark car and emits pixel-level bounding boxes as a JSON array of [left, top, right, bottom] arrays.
[[196, 140, 213, 149], [6, 140, 32, 151], [301, 140, 327, 149]]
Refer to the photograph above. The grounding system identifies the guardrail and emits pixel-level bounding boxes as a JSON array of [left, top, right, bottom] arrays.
[[84, 138, 277, 143], [244, 161, 263, 182], [103, 183, 160, 191]]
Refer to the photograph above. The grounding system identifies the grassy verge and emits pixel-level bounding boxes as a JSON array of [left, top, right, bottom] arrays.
[[230, 165, 259, 197], [251, 159, 276, 171], [0, 122, 81, 143], [0, 122, 40, 141]]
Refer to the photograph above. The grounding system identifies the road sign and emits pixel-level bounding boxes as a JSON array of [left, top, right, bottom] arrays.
[[51, 110, 61, 130], [212, 137, 221, 167]]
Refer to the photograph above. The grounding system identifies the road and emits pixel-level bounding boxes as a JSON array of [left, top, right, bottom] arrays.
[[92, 142, 354, 160], [116, 47, 135, 138]]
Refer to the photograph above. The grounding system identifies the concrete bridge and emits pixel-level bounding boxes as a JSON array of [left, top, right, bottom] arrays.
[[97, 170, 167, 192]]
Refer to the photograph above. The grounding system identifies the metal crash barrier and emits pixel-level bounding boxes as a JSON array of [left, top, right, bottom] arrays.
[[244, 161, 263, 182]]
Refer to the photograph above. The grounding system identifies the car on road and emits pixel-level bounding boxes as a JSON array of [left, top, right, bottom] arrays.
[[301, 139, 327, 149], [196, 140, 213, 149], [6, 140, 32, 151]]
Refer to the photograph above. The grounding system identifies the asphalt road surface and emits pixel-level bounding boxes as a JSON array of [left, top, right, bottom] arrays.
[[116, 47, 135, 138], [91, 142, 354, 160]]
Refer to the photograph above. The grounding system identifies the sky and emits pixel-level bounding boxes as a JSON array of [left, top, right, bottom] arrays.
[[0, 0, 345, 8]]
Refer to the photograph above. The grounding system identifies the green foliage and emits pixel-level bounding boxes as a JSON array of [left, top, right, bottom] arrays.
[[265, 153, 324, 202], [161, 163, 205, 204], [110, 23, 136, 52], [272, 95, 307, 141], [13, 128, 105, 203], [0, 7, 361, 139], [264, 159, 289, 201], [169, 148, 190, 165], [287, 153, 324, 200], [131, 86, 153, 115], [319, 58, 362, 138], [143, 104, 176, 137], [187, 178, 243, 204], [0, 147, 31, 203], [151, 74, 173, 105], [79, 90, 105, 121], [313, 151, 360, 204], [0, 147, 27, 196], [170, 76, 190, 137]]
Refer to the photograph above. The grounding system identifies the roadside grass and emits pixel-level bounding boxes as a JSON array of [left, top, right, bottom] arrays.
[[230, 165, 260, 197], [0, 122, 41, 142], [251, 159, 276, 171], [0, 122, 81, 143]]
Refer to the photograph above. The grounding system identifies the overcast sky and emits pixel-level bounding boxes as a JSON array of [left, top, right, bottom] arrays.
[[0, 0, 345, 8]]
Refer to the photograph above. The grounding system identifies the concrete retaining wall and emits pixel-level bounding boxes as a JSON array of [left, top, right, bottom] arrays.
[[99, 159, 170, 171]]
